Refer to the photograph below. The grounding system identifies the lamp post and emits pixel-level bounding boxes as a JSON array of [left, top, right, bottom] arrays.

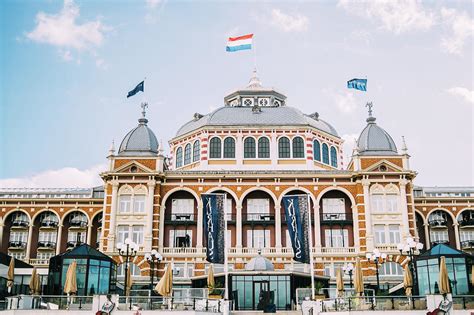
[[343, 263, 354, 288], [366, 249, 387, 294], [117, 238, 138, 297], [397, 236, 424, 296], [145, 249, 162, 293]]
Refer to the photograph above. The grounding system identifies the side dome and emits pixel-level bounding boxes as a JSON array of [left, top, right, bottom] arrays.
[[245, 251, 274, 271], [357, 115, 397, 155], [118, 116, 158, 156]]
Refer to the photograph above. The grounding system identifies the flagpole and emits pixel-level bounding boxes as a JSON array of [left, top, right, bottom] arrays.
[[307, 194, 316, 300], [253, 35, 257, 71], [224, 194, 229, 301]]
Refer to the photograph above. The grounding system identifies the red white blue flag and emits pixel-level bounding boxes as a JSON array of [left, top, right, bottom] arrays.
[[226, 34, 253, 52]]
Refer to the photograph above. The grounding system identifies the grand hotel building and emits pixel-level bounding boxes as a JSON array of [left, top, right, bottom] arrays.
[[1, 72, 473, 300]]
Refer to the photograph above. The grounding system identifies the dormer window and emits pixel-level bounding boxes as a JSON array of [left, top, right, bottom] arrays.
[[243, 98, 254, 106], [258, 98, 269, 106]]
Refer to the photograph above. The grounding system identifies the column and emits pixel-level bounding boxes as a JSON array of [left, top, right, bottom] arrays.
[[236, 205, 243, 247], [399, 179, 410, 238], [0, 219, 4, 247], [86, 224, 93, 245], [270, 132, 278, 167], [26, 224, 34, 259], [424, 223, 431, 250], [313, 204, 322, 248], [146, 180, 156, 251], [453, 223, 461, 250], [352, 205, 360, 250], [159, 206, 165, 248], [56, 224, 63, 254], [236, 133, 243, 167], [197, 204, 203, 248], [362, 179, 374, 252], [108, 180, 119, 251], [275, 205, 282, 248]]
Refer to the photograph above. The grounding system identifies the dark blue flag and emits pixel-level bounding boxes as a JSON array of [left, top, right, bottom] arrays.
[[202, 194, 225, 264], [127, 81, 144, 98], [283, 196, 310, 263], [347, 78, 367, 91]]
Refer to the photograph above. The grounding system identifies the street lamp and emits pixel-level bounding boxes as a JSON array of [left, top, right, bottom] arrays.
[[145, 249, 162, 292], [397, 236, 424, 295], [342, 263, 354, 288], [117, 238, 139, 297], [366, 249, 387, 293]]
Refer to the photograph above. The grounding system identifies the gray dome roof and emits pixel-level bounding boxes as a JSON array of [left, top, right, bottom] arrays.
[[175, 106, 339, 138], [357, 117, 398, 156], [118, 117, 158, 156], [245, 252, 274, 271]]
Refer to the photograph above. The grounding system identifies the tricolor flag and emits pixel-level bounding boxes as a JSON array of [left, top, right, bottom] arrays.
[[347, 78, 367, 91], [226, 34, 253, 52]]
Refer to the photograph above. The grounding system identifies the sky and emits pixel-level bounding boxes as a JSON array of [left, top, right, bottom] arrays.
[[0, 0, 473, 188]]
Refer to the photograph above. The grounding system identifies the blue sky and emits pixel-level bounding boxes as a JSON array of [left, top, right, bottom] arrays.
[[0, 0, 472, 187]]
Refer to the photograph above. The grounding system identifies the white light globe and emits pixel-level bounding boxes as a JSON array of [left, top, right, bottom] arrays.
[[397, 243, 404, 251], [145, 253, 151, 260], [125, 238, 131, 245], [365, 253, 372, 259], [381, 253, 387, 259], [151, 249, 158, 256], [116, 243, 123, 250], [416, 243, 424, 250]]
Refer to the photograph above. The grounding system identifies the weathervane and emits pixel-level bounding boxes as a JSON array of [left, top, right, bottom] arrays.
[[366, 102, 373, 117], [141, 102, 148, 118]]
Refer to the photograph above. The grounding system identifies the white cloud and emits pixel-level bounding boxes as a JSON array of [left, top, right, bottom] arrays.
[[146, 0, 161, 9], [0, 164, 107, 188], [333, 91, 358, 114], [27, 0, 109, 62], [440, 7, 474, 55], [338, 0, 435, 34], [269, 9, 309, 33], [447, 87, 474, 104], [341, 133, 359, 168]]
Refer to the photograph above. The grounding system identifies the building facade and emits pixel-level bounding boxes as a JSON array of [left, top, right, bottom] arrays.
[[1, 72, 473, 300]]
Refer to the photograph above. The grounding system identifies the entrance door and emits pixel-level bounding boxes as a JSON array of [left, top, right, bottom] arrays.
[[253, 280, 270, 310]]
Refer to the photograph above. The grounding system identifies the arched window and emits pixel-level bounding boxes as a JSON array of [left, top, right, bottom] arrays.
[[209, 137, 221, 158], [184, 144, 191, 165], [258, 137, 270, 158], [313, 140, 321, 161], [330, 147, 338, 167], [292, 137, 304, 158], [244, 137, 256, 158], [223, 137, 235, 158], [322, 143, 329, 164], [278, 137, 290, 158], [176, 147, 183, 168], [192, 140, 200, 162], [379, 262, 403, 276]]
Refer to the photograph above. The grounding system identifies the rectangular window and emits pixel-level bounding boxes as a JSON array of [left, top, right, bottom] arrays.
[[388, 225, 401, 244], [9, 231, 28, 242], [371, 195, 385, 212], [117, 225, 129, 244], [247, 198, 270, 220], [247, 230, 270, 248], [324, 229, 348, 247], [374, 225, 386, 244], [386, 195, 399, 212], [39, 231, 57, 243], [170, 230, 192, 248], [226, 230, 232, 248], [322, 198, 346, 220], [119, 195, 131, 213], [460, 230, 474, 242], [37, 252, 54, 260], [430, 229, 449, 243], [172, 199, 194, 220], [132, 225, 144, 245], [133, 195, 146, 213], [67, 231, 86, 242], [225, 199, 233, 221]]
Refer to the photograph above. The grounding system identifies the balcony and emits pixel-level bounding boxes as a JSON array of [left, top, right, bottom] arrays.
[[40, 219, 59, 228], [461, 240, 474, 249], [69, 219, 88, 228], [459, 217, 474, 227], [66, 240, 82, 248], [28, 258, 50, 266], [243, 213, 275, 224], [428, 218, 447, 228], [164, 213, 196, 224], [375, 244, 399, 252], [37, 241, 57, 249], [318, 247, 356, 255], [8, 241, 27, 249], [161, 247, 206, 257], [11, 219, 29, 228], [320, 212, 353, 224]]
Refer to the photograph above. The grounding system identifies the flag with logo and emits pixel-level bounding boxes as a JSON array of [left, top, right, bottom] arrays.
[[127, 81, 144, 98], [282, 195, 310, 263], [202, 194, 225, 264], [347, 78, 367, 91]]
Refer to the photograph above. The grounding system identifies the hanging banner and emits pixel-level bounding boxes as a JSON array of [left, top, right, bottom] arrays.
[[282, 195, 310, 263], [202, 194, 225, 264]]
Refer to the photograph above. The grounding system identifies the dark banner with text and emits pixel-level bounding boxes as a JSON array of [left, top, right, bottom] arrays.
[[202, 194, 225, 264], [282, 195, 310, 263]]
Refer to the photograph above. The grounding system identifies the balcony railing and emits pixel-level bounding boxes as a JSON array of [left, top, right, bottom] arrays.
[[69, 219, 88, 228], [320, 213, 353, 224], [37, 241, 57, 249], [460, 240, 474, 249], [243, 213, 275, 223], [11, 219, 29, 228], [40, 219, 59, 228], [8, 241, 27, 249], [428, 218, 447, 227], [29, 258, 51, 266], [161, 247, 206, 256], [66, 240, 83, 248], [459, 217, 474, 227], [164, 213, 197, 223], [375, 245, 400, 252], [319, 247, 356, 254]]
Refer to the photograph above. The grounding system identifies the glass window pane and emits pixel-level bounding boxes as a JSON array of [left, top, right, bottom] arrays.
[[244, 138, 256, 158], [224, 137, 235, 158], [184, 144, 192, 165], [193, 140, 200, 162], [175, 147, 183, 167], [330, 147, 338, 167], [209, 137, 221, 158], [292, 137, 304, 158], [313, 140, 321, 161], [258, 138, 270, 158], [322, 143, 329, 164], [278, 138, 290, 158]]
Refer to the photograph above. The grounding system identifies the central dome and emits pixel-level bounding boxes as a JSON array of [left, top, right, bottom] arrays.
[[357, 116, 397, 155], [118, 113, 158, 156]]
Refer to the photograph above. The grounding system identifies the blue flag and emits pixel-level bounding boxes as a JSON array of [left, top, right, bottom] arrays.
[[283, 196, 310, 264], [127, 81, 144, 98], [347, 78, 367, 91], [202, 194, 225, 264]]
